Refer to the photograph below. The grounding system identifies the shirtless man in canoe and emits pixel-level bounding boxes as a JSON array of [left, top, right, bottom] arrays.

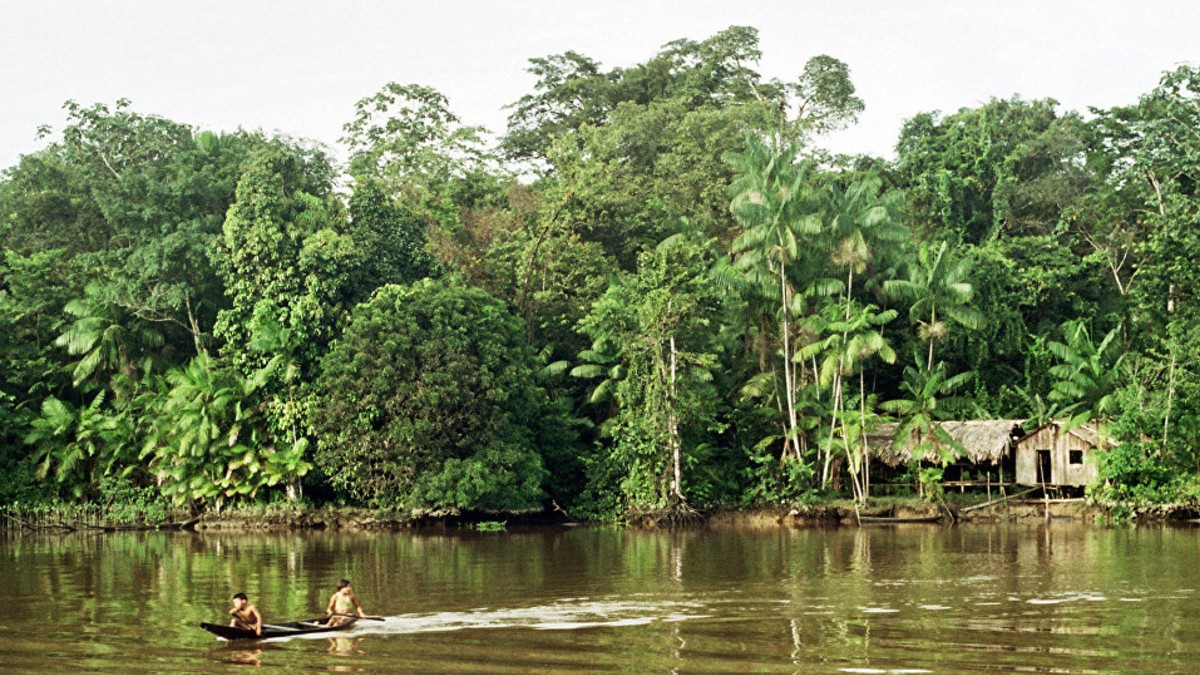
[[228, 592, 263, 637]]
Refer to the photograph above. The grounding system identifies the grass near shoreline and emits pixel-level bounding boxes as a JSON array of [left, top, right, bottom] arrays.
[[4, 490, 1198, 533]]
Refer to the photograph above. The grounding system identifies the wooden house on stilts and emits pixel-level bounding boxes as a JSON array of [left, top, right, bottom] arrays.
[[864, 418, 1118, 493], [1013, 420, 1113, 488]]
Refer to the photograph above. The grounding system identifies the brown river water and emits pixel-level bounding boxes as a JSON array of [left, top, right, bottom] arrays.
[[0, 523, 1197, 672]]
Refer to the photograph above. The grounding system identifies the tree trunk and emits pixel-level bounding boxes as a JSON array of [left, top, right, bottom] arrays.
[[669, 335, 682, 501], [1164, 284, 1176, 448], [186, 296, 206, 356], [779, 260, 800, 463], [926, 304, 938, 371], [860, 369, 870, 502]]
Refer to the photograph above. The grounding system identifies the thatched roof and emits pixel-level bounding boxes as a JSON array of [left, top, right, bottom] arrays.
[[866, 419, 1026, 466]]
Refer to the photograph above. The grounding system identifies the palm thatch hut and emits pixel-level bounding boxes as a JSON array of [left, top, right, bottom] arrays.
[[866, 420, 1026, 486], [1014, 420, 1114, 487]]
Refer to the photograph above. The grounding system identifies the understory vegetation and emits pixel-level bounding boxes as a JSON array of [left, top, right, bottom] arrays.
[[3, 27, 1199, 520]]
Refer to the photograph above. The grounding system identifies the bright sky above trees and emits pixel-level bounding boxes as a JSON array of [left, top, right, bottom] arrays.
[[2, 1, 1198, 166]]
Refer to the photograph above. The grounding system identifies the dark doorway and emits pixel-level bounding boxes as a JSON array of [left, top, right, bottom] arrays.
[[1037, 449, 1052, 484]]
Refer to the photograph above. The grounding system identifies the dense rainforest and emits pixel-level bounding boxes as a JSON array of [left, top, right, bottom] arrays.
[[2, 27, 1198, 520]]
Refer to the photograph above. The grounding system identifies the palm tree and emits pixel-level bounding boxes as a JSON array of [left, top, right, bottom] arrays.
[[808, 174, 905, 496], [880, 355, 974, 499], [1046, 320, 1126, 422], [143, 354, 306, 509], [884, 241, 983, 370], [822, 175, 907, 307], [55, 283, 164, 389], [726, 137, 821, 463], [797, 302, 897, 501], [25, 392, 135, 499]]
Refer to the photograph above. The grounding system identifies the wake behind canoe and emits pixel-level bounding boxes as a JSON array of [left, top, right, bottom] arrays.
[[199, 616, 357, 640]]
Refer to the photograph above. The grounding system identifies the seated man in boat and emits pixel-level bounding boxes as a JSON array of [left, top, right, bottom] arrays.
[[229, 592, 263, 637], [325, 578, 366, 626]]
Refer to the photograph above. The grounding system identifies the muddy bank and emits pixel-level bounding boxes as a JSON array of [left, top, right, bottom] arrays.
[[165, 501, 1200, 531], [675, 499, 1200, 528], [189, 506, 569, 532], [9, 497, 1197, 534]]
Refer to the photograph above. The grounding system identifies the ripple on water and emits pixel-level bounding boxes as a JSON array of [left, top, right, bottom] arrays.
[[1026, 592, 1108, 605], [840, 662, 931, 667], [316, 598, 709, 639]]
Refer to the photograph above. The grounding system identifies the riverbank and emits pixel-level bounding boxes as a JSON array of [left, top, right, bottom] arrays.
[[5, 493, 1200, 533]]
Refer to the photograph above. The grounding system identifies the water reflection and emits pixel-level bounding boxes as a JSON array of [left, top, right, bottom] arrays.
[[327, 636, 365, 656], [2, 524, 1200, 672], [208, 645, 263, 667]]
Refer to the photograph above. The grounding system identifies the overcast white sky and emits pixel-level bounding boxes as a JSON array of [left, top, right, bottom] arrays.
[[2, 1, 1197, 170]]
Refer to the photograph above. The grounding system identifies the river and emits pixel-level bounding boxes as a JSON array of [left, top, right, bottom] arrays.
[[0, 523, 1196, 672]]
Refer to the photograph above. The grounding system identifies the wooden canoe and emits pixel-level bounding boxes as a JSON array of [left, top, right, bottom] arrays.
[[199, 615, 357, 640]]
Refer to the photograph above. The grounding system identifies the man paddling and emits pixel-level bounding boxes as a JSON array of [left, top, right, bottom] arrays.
[[229, 592, 263, 637], [326, 578, 366, 626]]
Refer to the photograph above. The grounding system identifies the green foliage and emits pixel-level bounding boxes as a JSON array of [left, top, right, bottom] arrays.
[[32, 101, 294, 359], [884, 241, 983, 370], [797, 303, 898, 388], [726, 138, 823, 468], [546, 99, 775, 267], [881, 355, 974, 469], [94, 474, 172, 523], [503, 26, 862, 163], [343, 82, 493, 186], [739, 440, 819, 506], [313, 280, 565, 510], [213, 146, 351, 375], [508, 26, 863, 273], [916, 466, 945, 502], [342, 82, 504, 233], [25, 391, 140, 500], [141, 354, 310, 508], [575, 233, 724, 510], [503, 26, 773, 163], [895, 96, 1092, 245], [950, 236, 1107, 413], [1091, 440, 1180, 503], [347, 178, 437, 296], [6, 39, 1200, 517], [473, 521, 507, 532], [1046, 320, 1126, 420], [55, 283, 165, 389]]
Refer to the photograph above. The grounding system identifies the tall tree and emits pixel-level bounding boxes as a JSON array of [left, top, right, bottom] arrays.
[[212, 147, 351, 374], [895, 96, 1091, 246], [312, 281, 566, 510], [574, 233, 723, 511], [727, 139, 821, 465], [797, 301, 897, 500], [1087, 66, 1200, 456], [884, 241, 984, 371], [342, 82, 504, 234]]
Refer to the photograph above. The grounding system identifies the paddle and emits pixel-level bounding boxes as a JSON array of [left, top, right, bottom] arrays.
[[332, 612, 386, 621]]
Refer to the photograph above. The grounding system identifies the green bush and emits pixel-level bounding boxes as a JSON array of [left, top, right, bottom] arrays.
[[95, 475, 172, 523], [313, 280, 571, 510]]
